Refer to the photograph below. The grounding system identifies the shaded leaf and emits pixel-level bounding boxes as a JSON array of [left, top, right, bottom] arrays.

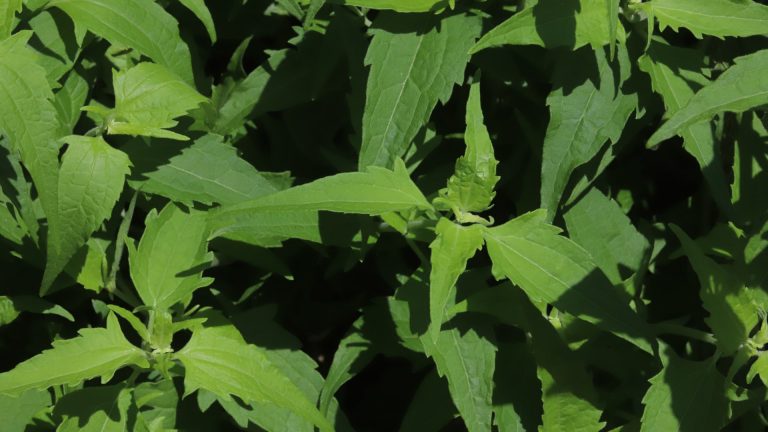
[[637, 0, 768, 39]]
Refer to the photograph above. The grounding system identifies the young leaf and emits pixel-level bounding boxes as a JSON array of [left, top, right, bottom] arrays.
[[471, 0, 613, 53], [95, 62, 206, 140], [175, 326, 333, 432], [670, 225, 758, 355], [540, 46, 635, 218], [331, 0, 448, 12], [421, 320, 496, 432], [128, 203, 212, 310], [49, 0, 195, 83], [0, 0, 21, 39], [484, 210, 652, 353], [178, 0, 216, 43], [126, 134, 283, 205], [428, 218, 484, 340], [564, 188, 650, 286], [636, 0, 768, 39], [358, 12, 481, 170], [434, 80, 499, 219], [210, 159, 431, 238], [0, 314, 148, 395], [648, 49, 768, 147], [42, 135, 130, 293], [638, 42, 731, 213], [640, 349, 728, 431]]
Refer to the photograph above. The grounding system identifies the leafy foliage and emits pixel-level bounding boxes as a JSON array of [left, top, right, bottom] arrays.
[[2, 0, 768, 430]]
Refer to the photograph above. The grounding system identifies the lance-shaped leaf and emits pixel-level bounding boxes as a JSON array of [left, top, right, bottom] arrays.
[[635, 0, 768, 39], [126, 134, 283, 206], [331, 0, 448, 12], [128, 203, 213, 310], [178, 0, 216, 43], [648, 50, 768, 147], [564, 188, 650, 287], [42, 136, 130, 293], [471, 0, 613, 53], [91, 62, 206, 141], [670, 225, 758, 355], [358, 12, 481, 169], [421, 319, 496, 432], [640, 349, 728, 432], [210, 159, 431, 238], [0, 0, 21, 39], [540, 46, 635, 218], [638, 42, 731, 213], [175, 326, 333, 432], [49, 0, 194, 82], [428, 218, 484, 340], [0, 314, 148, 395], [484, 210, 651, 353], [434, 80, 499, 218]]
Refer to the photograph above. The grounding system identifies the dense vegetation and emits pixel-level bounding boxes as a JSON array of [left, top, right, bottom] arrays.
[[0, 0, 767, 430]]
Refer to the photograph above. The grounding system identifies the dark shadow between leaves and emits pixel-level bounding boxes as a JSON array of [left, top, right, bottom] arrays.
[[533, 0, 578, 50]]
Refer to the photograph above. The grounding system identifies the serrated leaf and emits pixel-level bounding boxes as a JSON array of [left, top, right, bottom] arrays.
[[428, 218, 484, 341], [471, 0, 612, 53], [564, 188, 650, 286], [539, 367, 605, 432], [54, 384, 133, 432], [640, 349, 728, 432], [638, 42, 731, 213], [178, 0, 216, 43], [648, 49, 768, 147], [637, 0, 768, 39], [98, 62, 206, 140], [484, 210, 652, 353], [128, 203, 211, 310], [358, 12, 481, 170], [435, 80, 499, 217], [128, 134, 282, 205], [540, 46, 635, 218], [331, 0, 448, 12], [210, 159, 431, 238], [0, 314, 147, 395], [421, 320, 496, 432], [0, 0, 21, 39], [175, 326, 333, 432], [49, 0, 195, 83], [42, 135, 130, 293], [670, 225, 758, 355]]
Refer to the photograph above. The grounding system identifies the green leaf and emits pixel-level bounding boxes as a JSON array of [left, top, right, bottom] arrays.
[[0, 0, 21, 39], [640, 349, 728, 432], [0, 389, 50, 432], [400, 370, 456, 432], [175, 325, 333, 432], [177, 0, 216, 43], [54, 385, 133, 432], [421, 319, 496, 432], [636, 0, 768, 39], [127, 134, 283, 205], [434, 80, 499, 218], [747, 352, 768, 385], [428, 218, 484, 340], [96, 62, 206, 140], [471, 0, 613, 53], [27, 9, 82, 83], [638, 42, 731, 213], [540, 46, 635, 218], [0, 33, 61, 274], [484, 210, 652, 353], [133, 379, 178, 431], [128, 203, 212, 310], [670, 225, 758, 355], [648, 49, 768, 147], [210, 159, 431, 239], [331, 0, 448, 12], [358, 12, 481, 170], [42, 135, 130, 293], [564, 188, 650, 286], [493, 342, 542, 432], [0, 313, 148, 395], [49, 0, 195, 83], [539, 367, 605, 432], [53, 68, 90, 134]]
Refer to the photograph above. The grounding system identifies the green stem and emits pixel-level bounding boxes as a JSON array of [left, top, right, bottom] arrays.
[[652, 322, 718, 345]]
